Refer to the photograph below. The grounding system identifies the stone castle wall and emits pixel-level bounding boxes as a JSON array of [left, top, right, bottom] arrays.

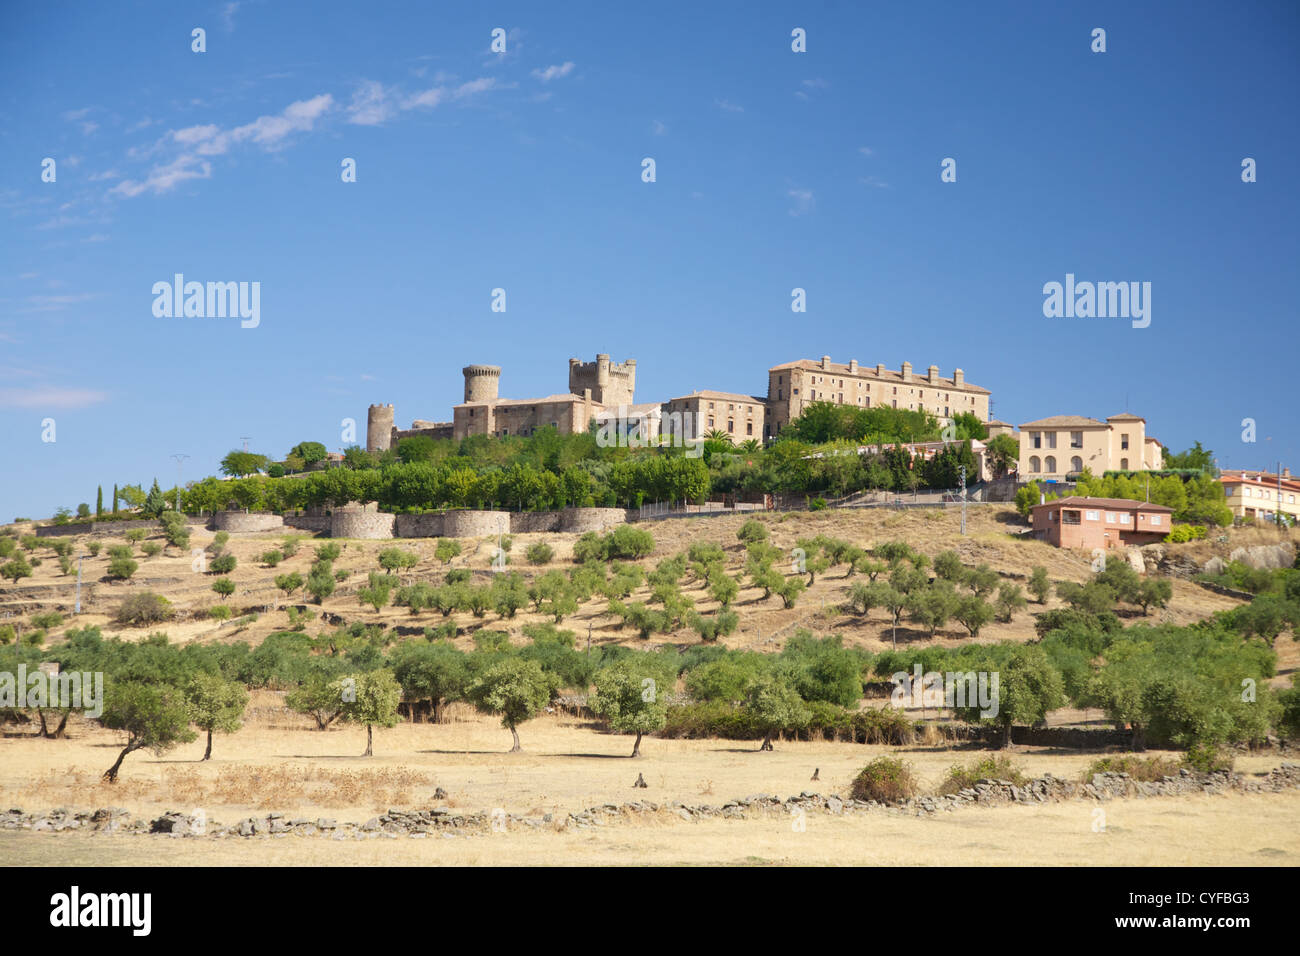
[[213, 512, 286, 533], [330, 512, 396, 539]]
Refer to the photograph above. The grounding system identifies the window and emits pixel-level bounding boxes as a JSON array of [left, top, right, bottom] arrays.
[[1086, 510, 1099, 521], [1048, 511, 1056, 521], [1121, 433, 1129, 450], [746, 422, 753, 435], [1031, 432, 1042, 449], [708, 402, 714, 410], [1150, 514, 1162, 525], [777, 389, 783, 400], [1071, 456, 1083, 473], [1047, 433, 1057, 449], [1029, 456, 1041, 473], [1120, 513, 1130, 524], [727, 420, 734, 433], [1062, 510, 1081, 525], [1106, 513, 1116, 523], [793, 388, 799, 395], [1045, 456, 1057, 474], [1070, 432, 1083, 448], [1120, 458, 1129, 470], [707, 417, 714, 428]]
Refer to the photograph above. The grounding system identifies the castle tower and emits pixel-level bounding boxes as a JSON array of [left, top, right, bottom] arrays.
[[367, 403, 395, 453], [568, 353, 636, 407], [463, 365, 502, 403]]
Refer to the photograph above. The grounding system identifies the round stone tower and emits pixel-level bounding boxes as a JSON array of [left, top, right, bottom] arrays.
[[366, 403, 395, 453], [463, 364, 502, 403]]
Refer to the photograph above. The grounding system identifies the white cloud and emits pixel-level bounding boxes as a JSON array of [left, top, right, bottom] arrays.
[[0, 386, 108, 409], [715, 98, 744, 113], [787, 188, 814, 217], [346, 81, 396, 125], [802, 78, 829, 89], [858, 146, 874, 157], [111, 154, 212, 198], [652, 120, 667, 135], [859, 176, 889, 188], [532, 61, 575, 82], [220, 2, 241, 31], [62, 107, 92, 121]]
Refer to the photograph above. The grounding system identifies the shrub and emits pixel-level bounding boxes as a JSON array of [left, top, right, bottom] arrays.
[[849, 757, 918, 803], [209, 605, 232, 621], [141, 541, 162, 558], [0, 624, 14, 644], [24, 629, 46, 646], [114, 591, 174, 626], [1182, 742, 1233, 773], [261, 549, 284, 567], [434, 539, 461, 565], [1, 553, 33, 583], [209, 553, 237, 574], [275, 571, 304, 597], [125, 529, 146, 545], [107, 556, 139, 580], [314, 542, 341, 562], [808, 497, 827, 511], [280, 536, 301, 558], [1084, 755, 1179, 782], [605, 526, 655, 559], [107, 544, 133, 560], [936, 755, 1028, 795], [571, 533, 605, 563], [378, 547, 420, 572], [30, 611, 64, 629], [212, 577, 236, 598], [0, 538, 16, 559], [525, 542, 554, 565], [737, 519, 769, 544], [86, 541, 102, 557]]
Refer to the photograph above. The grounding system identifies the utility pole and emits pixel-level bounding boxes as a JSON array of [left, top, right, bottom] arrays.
[[74, 554, 84, 614], [171, 454, 189, 513], [960, 467, 967, 535], [240, 436, 252, 452]]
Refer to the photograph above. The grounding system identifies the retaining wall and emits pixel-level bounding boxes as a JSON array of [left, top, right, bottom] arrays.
[[282, 515, 331, 534], [35, 516, 207, 538], [213, 512, 286, 533]]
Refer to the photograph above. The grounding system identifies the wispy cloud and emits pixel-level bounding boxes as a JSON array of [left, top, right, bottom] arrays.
[[532, 61, 575, 82], [859, 176, 889, 189], [220, 2, 241, 32], [652, 119, 667, 135], [111, 154, 212, 198], [787, 188, 815, 217], [0, 386, 109, 409], [715, 98, 744, 113], [345, 80, 396, 125], [858, 146, 875, 157]]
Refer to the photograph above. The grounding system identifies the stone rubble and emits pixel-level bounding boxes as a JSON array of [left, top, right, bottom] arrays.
[[4, 764, 1297, 839]]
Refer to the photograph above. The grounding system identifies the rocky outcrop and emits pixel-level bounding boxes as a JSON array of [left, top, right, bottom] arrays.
[[1229, 544, 1295, 570]]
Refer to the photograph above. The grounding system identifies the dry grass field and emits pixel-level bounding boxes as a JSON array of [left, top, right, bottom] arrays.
[[3, 507, 1297, 865]]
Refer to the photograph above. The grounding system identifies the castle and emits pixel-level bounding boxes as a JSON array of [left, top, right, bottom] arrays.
[[366, 353, 991, 452]]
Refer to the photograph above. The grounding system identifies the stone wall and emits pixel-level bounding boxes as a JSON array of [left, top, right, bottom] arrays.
[[394, 513, 446, 537], [507, 511, 561, 533], [558, 507, 628, 533], [442, 510, 510, 538], [330, 512, 396, 539], [282, 515, 331, 534], [35, 516, 207, 538], [212, 512, 286, 533]]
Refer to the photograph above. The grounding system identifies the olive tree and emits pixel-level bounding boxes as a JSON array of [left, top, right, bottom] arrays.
[[98, 681, 197, 782], [590, 662, 669, 757], [185, 673, 248, 760], [467, 658, 554, 752]]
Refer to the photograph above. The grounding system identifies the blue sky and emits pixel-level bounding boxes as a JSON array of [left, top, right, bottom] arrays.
[[1, 0, 1297, 520]]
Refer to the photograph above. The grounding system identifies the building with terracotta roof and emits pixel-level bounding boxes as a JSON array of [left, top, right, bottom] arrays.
[[1219, 469, 1300, 524], [1019, 413, 1163, 482], [765, 357, 990, 438], [661, 390, 766, 443], [1030, 496, 1173, 549]]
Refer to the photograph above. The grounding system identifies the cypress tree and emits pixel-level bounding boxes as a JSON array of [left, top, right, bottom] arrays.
[[96, 485, 103, 518], [112, 483, 119, 514]]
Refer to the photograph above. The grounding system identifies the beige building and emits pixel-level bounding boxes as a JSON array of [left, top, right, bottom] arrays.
[[452, 355, 632, 440], [1019, 413, 1163, 481], [766, 357, 990, 438], [1219, 469, 1300, 524], [661, 391, 766, 443]]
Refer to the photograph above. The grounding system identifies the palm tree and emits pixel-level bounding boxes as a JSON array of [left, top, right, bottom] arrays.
[[739, 439, 761, 453], [706, 429, 733, 445]]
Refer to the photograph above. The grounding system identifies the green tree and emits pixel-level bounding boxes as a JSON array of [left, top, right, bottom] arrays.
[[590, 661, 669, 757], [392, 643, 469, 724], [185, 673, 248, 760], [953, 595, 994, 637], [336, 670, 402, 757], [1028, 566, 1052, 604], [468, 658, 554, 752], [745, 676, 811, 751], [994, 582, 1027, 622], [142, 479, 167, 518], [220, 450, 270, 478], [96, 485, 104, 518], [434, 539, 462, 565], [1, 552, 33, 584], [98, 681, 197, 782], [211, 577, 236, 598]]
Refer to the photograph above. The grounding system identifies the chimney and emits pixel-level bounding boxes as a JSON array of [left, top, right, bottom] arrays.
[[901, 361, 912, 381], [875, 363, 885, 376], [953, 368, 964, 386], [1284, 467, 1292, 479], [820, 355, 831, 370], [848, 359, 858, 373], [927, 364, 939, 384]]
